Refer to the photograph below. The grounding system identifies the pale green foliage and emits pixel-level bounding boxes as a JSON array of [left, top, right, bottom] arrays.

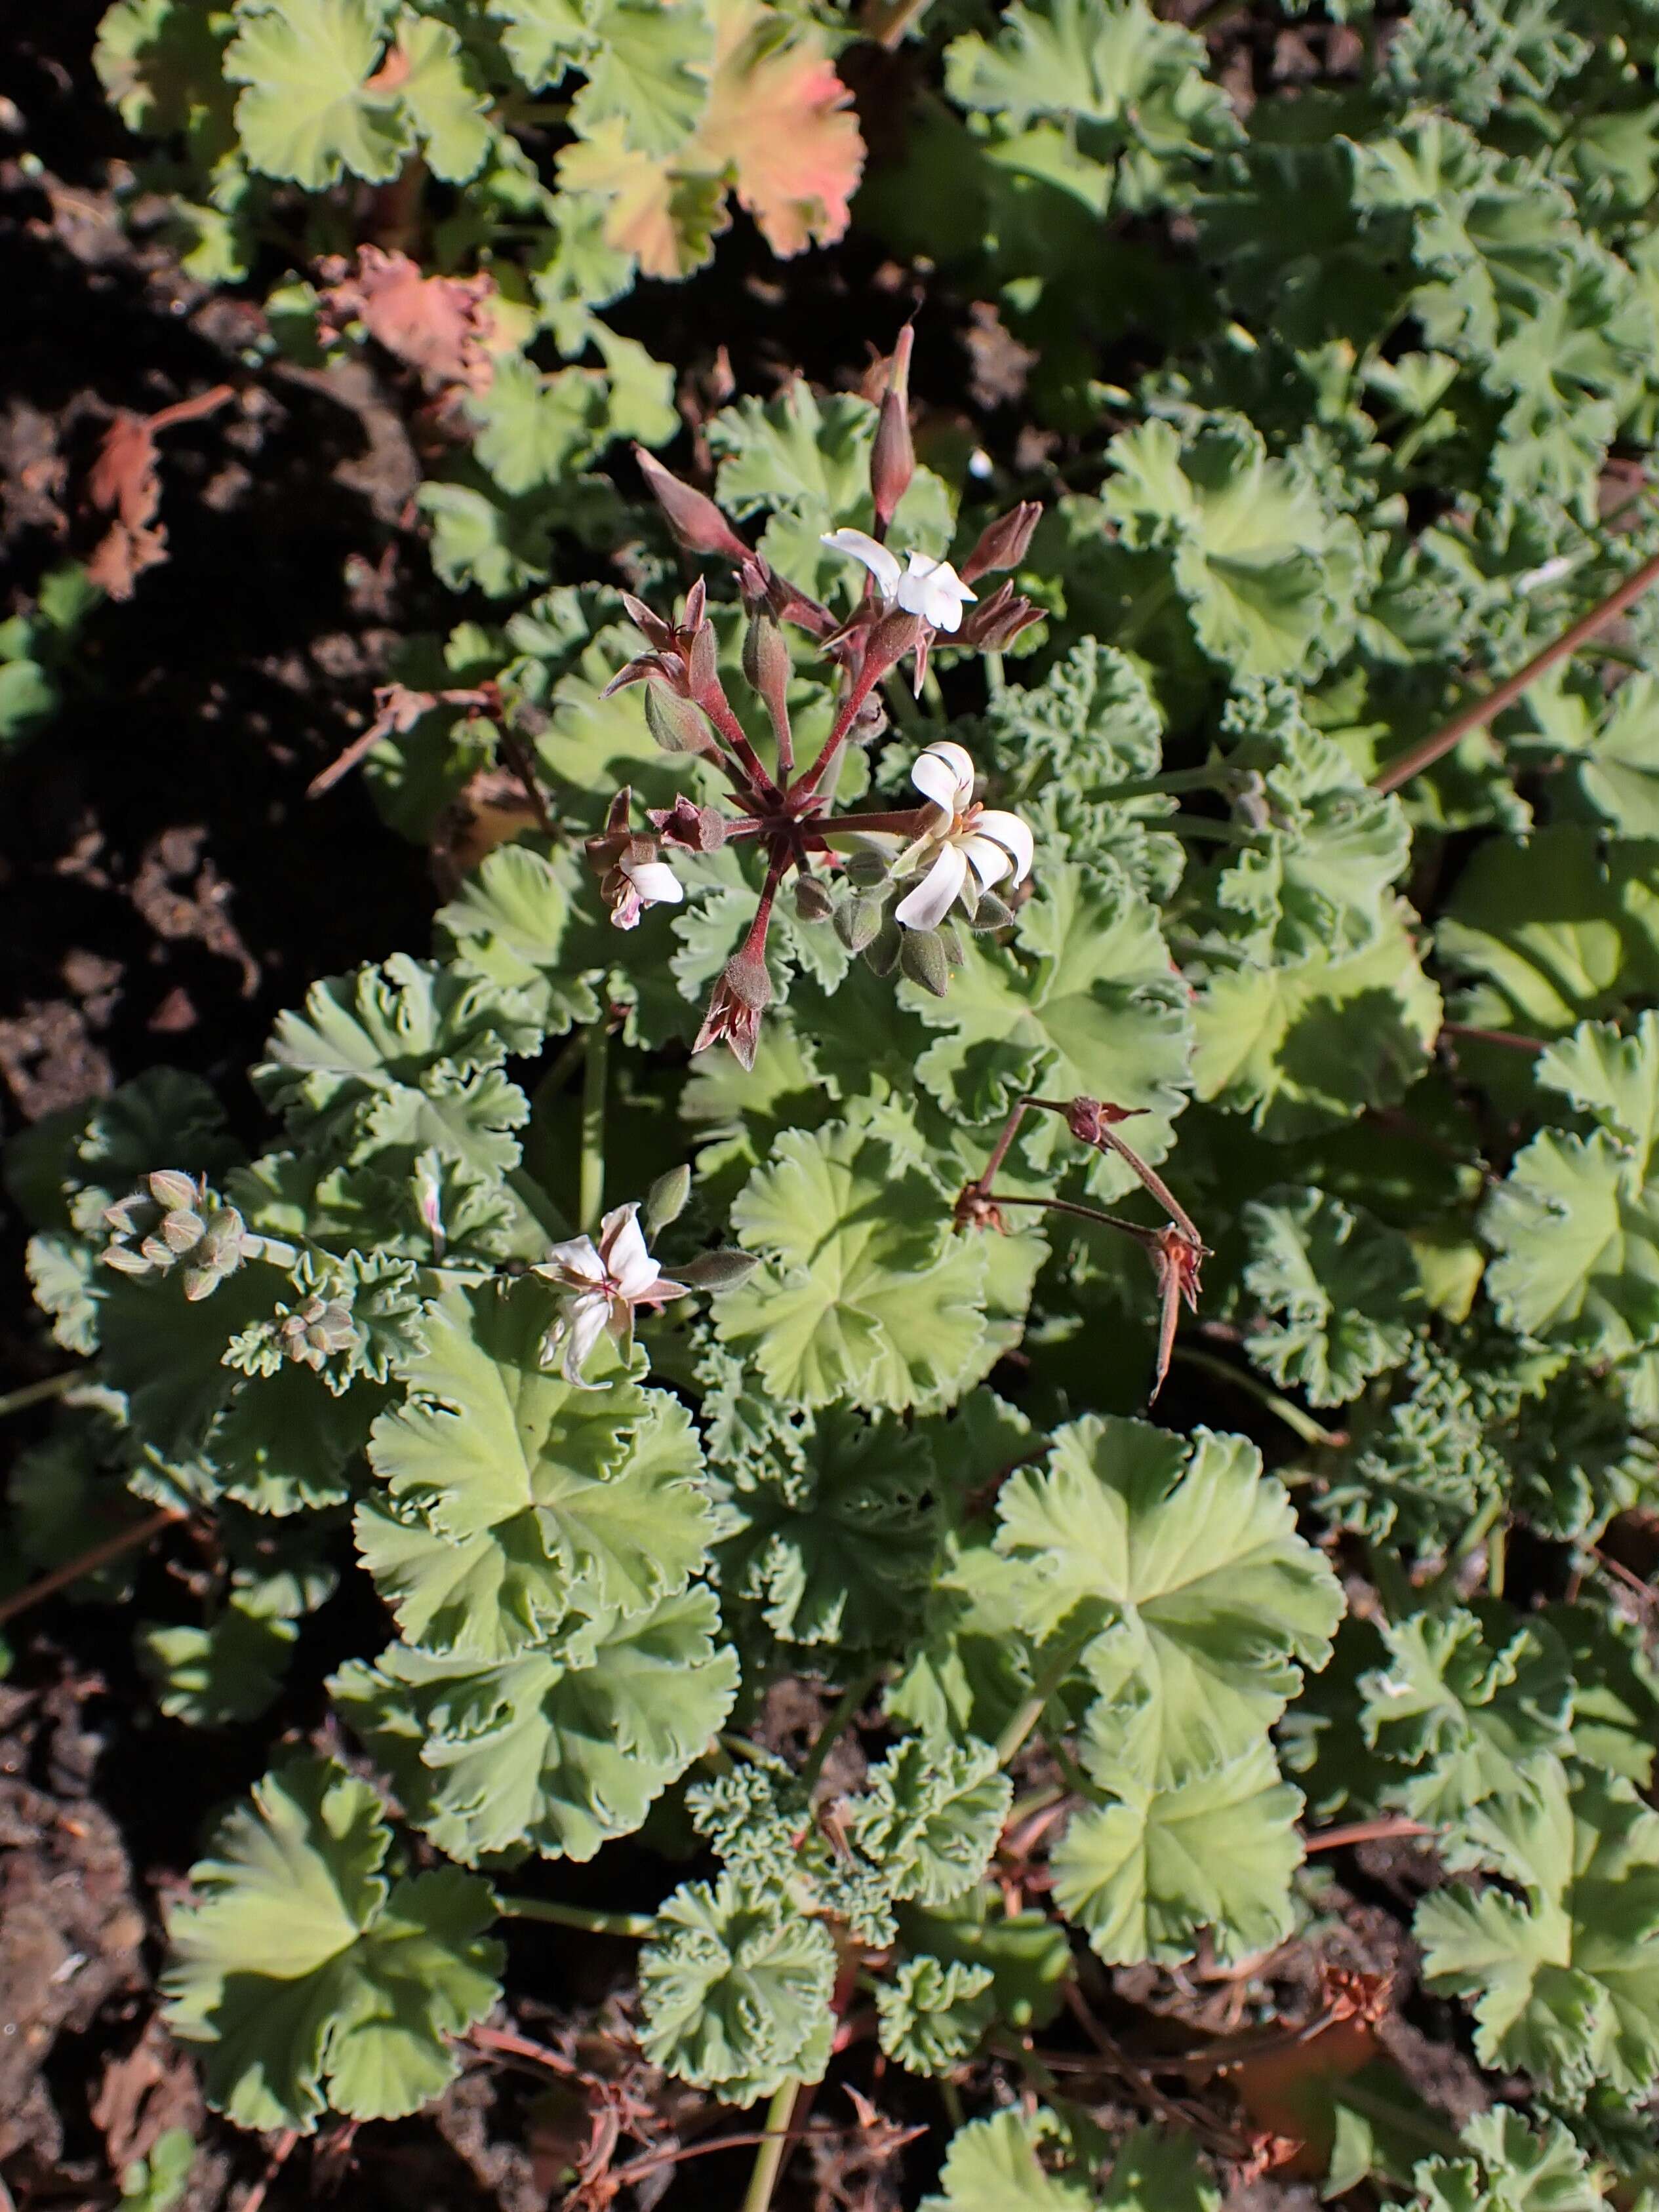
[[923, 2112, 1218, 2212], [1241, 1185, 1422, 1406], [717, 1117, 998, 1410], [1052, 1739, 1304, 1965], [846, 1739, 1012, 1906], [1486, 1013, 1659, 1358], [332, 1586, 738, 1863], [1414, 2110, 1605, 2212], [1417, 1757, 1659, 2097], [637, 1873, 837, 2106], [162, 1758, 500, 2131], [876, 1955, 995, 2076], [356, 1281, 711, 1656]]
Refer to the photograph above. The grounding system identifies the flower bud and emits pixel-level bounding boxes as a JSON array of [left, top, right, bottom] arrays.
[[742, 611, 793, 734], [650, 793, 729, 852], [835, 892, 885, 953], [645, 1164, 692, 1235], [634, 446, 752, 563], [645, 684, 715, 756], [794, 875, 836, 924], [842, 848, 890, 890], [899, 926, 951, 997], [871, 389, 915, 532], [955, 581, 1044, 654], [148, 1169, 200, 1212], [959, 500, 1041, 585], [675, 1248, 762, 1290], [721, 945, 773, 1014], [864, 915, 902, 976], [963, 888, 1016, 932]]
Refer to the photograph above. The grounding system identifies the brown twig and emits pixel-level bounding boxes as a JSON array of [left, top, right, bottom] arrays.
[[0, 1507, 182, 1629], [497, 730, 559, 840], [464, 2022, 580, 2077], [1303, 1815, 1437, 1854], [1441, 1022, 1546, 1055], [1372, 546, 1659, 795]]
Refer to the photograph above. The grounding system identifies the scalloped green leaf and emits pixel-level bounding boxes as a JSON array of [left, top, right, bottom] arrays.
[[717, 1118, 996, 1411], [1241, 1185, 1422, 1406], [162, 1758, 500, 2132], [224, 0, 409, 189]]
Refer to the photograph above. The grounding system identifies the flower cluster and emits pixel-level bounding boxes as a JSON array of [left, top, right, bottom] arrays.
[[582, 334, 1045, 1067]]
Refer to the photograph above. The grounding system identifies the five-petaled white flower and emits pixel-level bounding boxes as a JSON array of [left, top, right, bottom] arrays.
[[534, 1203, 689, 1385], [821, 528, 977, 635], [613, 852, 683, 930], [892, 739, 1033, 932]]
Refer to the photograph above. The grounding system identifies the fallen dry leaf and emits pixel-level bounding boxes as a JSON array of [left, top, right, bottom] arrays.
[[84, 384, 235, 600], [315, 247, 498, 393]]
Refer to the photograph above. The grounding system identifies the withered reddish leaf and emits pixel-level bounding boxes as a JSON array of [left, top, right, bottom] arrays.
[[1229, 2010, 1382, 2177], [694, 0, 864, 256], [559, 124, 731, 281], [315, 246, 498, 392]]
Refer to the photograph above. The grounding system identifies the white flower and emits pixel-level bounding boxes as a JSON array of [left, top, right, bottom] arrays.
[[534, 1202, 689, 1385], [612, 852, 684, 930], [893, 738, 1033, 932], [821, 528, 976, 635]]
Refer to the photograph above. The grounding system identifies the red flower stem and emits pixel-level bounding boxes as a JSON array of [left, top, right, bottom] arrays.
[[1441, 1021, 1546, 1054], [1372, 543, 1659, 795], [788, 660, 888, 807], [810, 806, 932, 841], [1023, 1097, 1202, 1246], [971, 1097, 1039, 1193], [1302, 1815, 1437, 1853], [697, 686, 782, 803], [0, 1505, 183, 1628], [980, 1189, 1163, 1248]]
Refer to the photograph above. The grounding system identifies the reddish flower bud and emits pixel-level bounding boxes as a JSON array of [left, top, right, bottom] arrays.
[[871, 387, 915, 533], [649, 794, 729, 852], [645, 685, 717, 757], [1064, 1097, 1142, 1146], [959, 500, 1041, 585], [694, 948, 773, 1069], [742, 610, 793, 738], [633, 445, 752, 564], [955, 581, 1044, 653]]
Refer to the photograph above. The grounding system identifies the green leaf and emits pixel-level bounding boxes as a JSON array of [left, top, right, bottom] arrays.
[[994, 1415, 1344, 1782], [138, 1597, 297, 1728], [921, 2106, 1091, 2212], [1051, 1738, 1304, 1965], [162, 1758, 501, 2131], [224, 0, 410, 189], [1191, 902, 1443, 1141], [907, 859, 1193, 1144], [712, 1404, 940, 1648], [875, 1954, 995, 2077], [417, 477, 555, 598], [717, 1117, 997, 1412], [1438, 828, 1659, 1039], [572, 0, 713, 157], [1415, 2110, 1604, 2212], [357, 1281, 712, 1657], [897, 1883, 1071, 2035], [1241, 1185, 1422, 1406], [944, 0, 1229, 149], [487, 0, 591, 90], [252, 955, 542, 1184], [847, 1738, 1012, 1906], [1511, 669, 1659, 838], [436, 843, 607, 1038], [1485, 1014, 1659, 1359], [469, 356, 607, 496], [332, 1584, 739, 1863], [1416, 1756, 1659, 2099], [392, 10, 492, 182], [1101, 414, 1357, 679], [119, 2125, 195, 2212], [1359, 1604, 1573, 1821], [638, 1874, 836, 2106]]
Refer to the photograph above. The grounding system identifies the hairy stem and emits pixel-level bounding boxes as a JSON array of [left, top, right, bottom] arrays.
[[797, 1667, 882, 1798], [742, 2080, 805, 2212], [0, 1507, 182, 1629], [578, 1017, 609, 1234], [1372, 544, 1659, 795], [499, 1896, 658, 1939], [1170, 1345, 1347, 1451], [0, 1368, 81, 1418]]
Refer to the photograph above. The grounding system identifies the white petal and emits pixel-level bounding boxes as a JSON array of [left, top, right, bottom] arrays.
[[972, 808, 1034, 885], [538, 1234, 605, 1290], [620, 856, 683, 907], [895, 842, 969, 931], [560, 1290, 612, 1382], [821, 527, 902, 603], [911, 740, 975, 817], [959, 833, 1013, 890], [601, 1204, 660, 1299], [898, 551, 975, 633]]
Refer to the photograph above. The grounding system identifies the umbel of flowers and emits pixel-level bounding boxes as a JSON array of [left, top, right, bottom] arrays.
[[586, 331, 1044, 1069]]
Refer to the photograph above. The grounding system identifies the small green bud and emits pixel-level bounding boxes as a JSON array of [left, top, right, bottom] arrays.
[[899, 926, 951, 997], [677, 1249, 761, 1290], [645, 685, 713, 756], [864, 916, 903, 978], [794, 876, 836, 924], [148, 1170, 199, 1212], [645, 1164, 692, 1235], [835, 894, 885, 954], [843, 849, 890, 890], [965, 889, 1015, 932]]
